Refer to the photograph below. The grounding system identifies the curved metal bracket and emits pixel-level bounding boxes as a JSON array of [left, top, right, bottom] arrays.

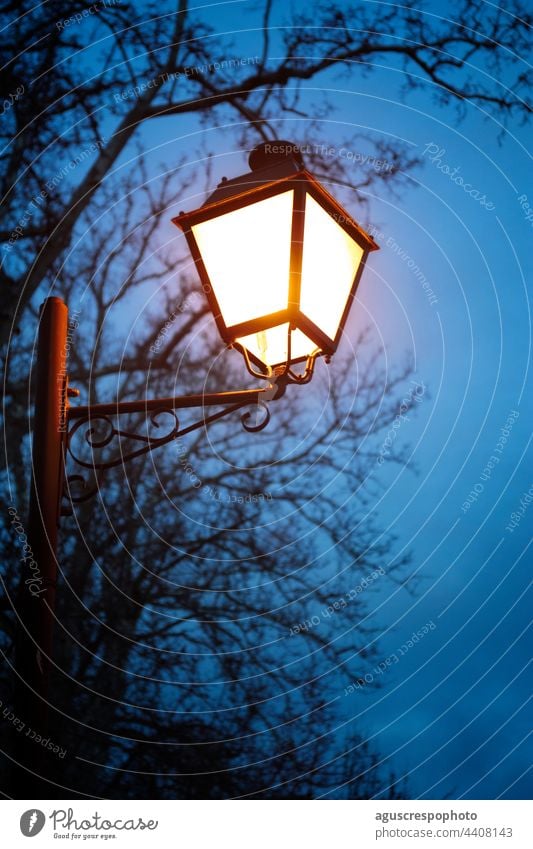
[[231, 324, 322, 388], [67, 408, 181, 473], [62, 389, 275, 514], [231, 341, 274, 382], [61, 338, 320, 513]]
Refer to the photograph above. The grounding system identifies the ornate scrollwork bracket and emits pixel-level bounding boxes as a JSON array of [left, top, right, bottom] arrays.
[[62, 328, 320, 514], [61, 387, 277, 515]]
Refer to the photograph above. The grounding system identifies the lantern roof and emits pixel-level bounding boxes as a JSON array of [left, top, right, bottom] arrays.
[[173, 143, 379, 253]]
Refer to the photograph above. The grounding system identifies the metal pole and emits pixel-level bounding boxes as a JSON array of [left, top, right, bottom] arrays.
[[13, 296, 68, 797]]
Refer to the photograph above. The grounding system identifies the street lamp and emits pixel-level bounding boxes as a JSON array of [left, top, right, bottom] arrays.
[[173, 141, 378, 375], [13, 140, 379, 796]]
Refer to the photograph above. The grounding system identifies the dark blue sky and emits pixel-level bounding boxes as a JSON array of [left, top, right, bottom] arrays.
[[107, 3, 531, 798], [123, 2, 531, 798], [8, 0, 528, 799], [337, 41, 532, 801]]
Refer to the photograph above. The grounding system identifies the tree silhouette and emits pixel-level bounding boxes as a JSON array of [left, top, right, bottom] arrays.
[[1, 0, 530, 798], [1, 0, 530, 347]]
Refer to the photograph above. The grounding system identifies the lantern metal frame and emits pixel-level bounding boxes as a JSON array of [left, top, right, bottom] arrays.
[[172, 145, 379, 373]]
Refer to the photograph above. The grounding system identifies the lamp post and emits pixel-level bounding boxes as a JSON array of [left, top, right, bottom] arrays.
[[12, 141, 378, 796]]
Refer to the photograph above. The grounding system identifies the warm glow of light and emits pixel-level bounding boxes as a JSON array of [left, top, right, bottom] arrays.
[[237, 324, 318, 367], [192, 191, 294, 329], [300, 195, 364, 340]]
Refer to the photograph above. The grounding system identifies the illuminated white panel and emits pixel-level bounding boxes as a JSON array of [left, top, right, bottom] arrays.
[[237, 323, 319, 367], [300, 194, 364, 341], [192, 191, 294, 329]]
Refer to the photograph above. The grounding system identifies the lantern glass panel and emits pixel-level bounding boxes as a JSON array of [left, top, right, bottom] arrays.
[[300, 194, 364, 341], [191, 190, 294, 329], [236, 323, 317, 368]]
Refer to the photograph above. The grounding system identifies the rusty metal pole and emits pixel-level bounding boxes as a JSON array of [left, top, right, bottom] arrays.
[[13, 296, 68, 797]]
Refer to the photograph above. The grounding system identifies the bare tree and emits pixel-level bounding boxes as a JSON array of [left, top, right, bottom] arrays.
[[1, 155, 416, 797], [0, 0, 530, 347], [1, 0, 529, 798]]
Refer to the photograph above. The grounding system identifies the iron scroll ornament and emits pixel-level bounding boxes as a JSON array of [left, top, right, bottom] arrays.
[[62, 394, 274, 513], [62, 340, 319, 514]]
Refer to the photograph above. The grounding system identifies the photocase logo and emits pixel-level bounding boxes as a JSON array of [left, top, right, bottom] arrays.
[[20, 809, 46, 837]]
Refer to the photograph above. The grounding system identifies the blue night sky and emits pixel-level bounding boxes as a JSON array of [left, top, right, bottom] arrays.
[[3, 0, 530, 801], [125, 2, 531, 799]]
